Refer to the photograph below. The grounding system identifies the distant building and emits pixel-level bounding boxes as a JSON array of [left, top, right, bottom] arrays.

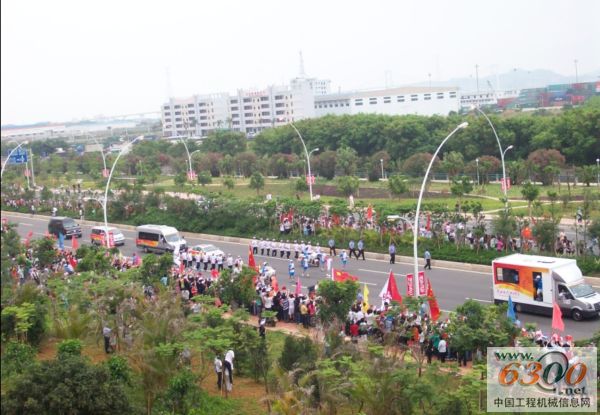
[[511, 81, 600, 109], [459, 90, 519, 109], [314, 86, 460, 117], [161, 79, 316, 138]]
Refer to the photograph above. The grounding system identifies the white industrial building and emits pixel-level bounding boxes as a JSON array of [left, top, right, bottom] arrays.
[[314, 86, 460, 117]]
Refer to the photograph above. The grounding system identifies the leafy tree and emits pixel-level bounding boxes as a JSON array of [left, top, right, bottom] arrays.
[[222, 176, 235, 190], [163, 369, 200, 415], [218, 154, 235, 176], [279, 336, 318, 371], [32, 236, 57, 268], [441, 151, 465, 179], [0, 341, 36, 376], [336, 147, 359, 176], [295, 177, 309, 192], [316, 279, 359, 326], [577, 165, 596, 187], [387, 174, 408, 199], [527, 149, 565, 185], [401, 152, 438, 177], [174, 171, 187, 187], [492, 208, 516, 250], [533, 218, 559, 253], [1, 356, 132, 415], [201, 130, 247, 156], [139, 253, 173, 285], [450, 175, 474, 214], [249, 171, 265, 195], [215, 267, 256, 309], [520, 181, 540, 217], [197, 170, 212, 186], [106, 355, 132, 385], [476, 155, 501, 184], [314, 150, 337, 180], [235, 151, 258, 177], [336, 175, 359, 197]]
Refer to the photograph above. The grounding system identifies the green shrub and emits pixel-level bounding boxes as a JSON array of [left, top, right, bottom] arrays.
[[57, 339, 83, 358], [279, 336, 318, 371]]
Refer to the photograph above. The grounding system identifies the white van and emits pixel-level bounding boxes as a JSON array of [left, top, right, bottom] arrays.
[[135, 224, 186, 253], [90, 226, 125, 246], [492, 254, 600, 321]]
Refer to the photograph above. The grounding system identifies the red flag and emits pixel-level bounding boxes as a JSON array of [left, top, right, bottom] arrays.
[[426, 213, 431, 231], [332, 268, 358, 282], [211, 268, 219, 279], [552, 302, 564, 332], [295, 277, 302, 296], [71, 235, 79, 251], [178, 261, 185, 274], [386, 271, 402, 302], [367, 205, 373, 221], [427, 278, 440, 321], [379, 271, 402, 302], [248, 246, 257, 270], [69, 256, 78, 270], [332, 214, 340, 226], [24, 231, 33, 247]]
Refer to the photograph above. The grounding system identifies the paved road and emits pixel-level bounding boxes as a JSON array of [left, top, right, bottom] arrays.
[[3, 212, 600, 340]]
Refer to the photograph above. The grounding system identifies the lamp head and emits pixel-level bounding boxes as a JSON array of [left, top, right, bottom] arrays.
[[458, 122, 469, 129], [315, 148, 319, 152], [506, 145, 514, 151]]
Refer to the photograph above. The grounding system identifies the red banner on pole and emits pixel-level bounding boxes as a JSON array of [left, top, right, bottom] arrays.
[[187, 170, 197, 181], [102, 169, 109, 178], [501, 177, 511, 191], [24, 168, 31, 177], [108, 232, 115, 248], [305, 175, 315, 185], [406, 273, 414, 296], [418, 271, 427, 296]]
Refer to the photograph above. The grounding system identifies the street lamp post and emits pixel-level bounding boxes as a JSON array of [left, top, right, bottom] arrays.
[[413, 122, 468, 295], [90, 135, 107, 174], [476, 158, 480, 186], [1, 141, 29, 179], [472, 106, 513, 205], [596, 158, 599, 187], [103, 136, 144, 242], [179, 138, 194, 181], [380, 159, 384, 179], [289, 122, 318, 200]]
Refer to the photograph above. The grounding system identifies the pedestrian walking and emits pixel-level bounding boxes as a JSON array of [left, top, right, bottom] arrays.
[[224, 349, 235, 391], [301, 255, 309, 277], [288, 260, 295, 281], [252, 237, 258, 255], [293, 240, 300, 259], [259, 238, 265, 256], [103, 325, 112, 354], [357, 239, 365, 260], [340, 250, 348, 269], [437, 337, 447, 363], [328, 238, 336, 256], [348, 240, 357, 259], [285, 240, 291, 259], [214, 355, 223, 390], [30, 204, 35, 217], [389, 242, 396, 264], [424, 250, 432, 270]]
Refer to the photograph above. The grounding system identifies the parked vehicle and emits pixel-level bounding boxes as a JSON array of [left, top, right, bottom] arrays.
[[188, 243, 225, 258], [90, 226, 125, 246], [48, 216, 82, 239], [135, 224, 186, 253], [492, 254, 600, 321]]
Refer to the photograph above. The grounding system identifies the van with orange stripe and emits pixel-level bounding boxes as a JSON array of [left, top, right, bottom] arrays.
[[135, 224, 186, 254], [492, 254, 600, 321]]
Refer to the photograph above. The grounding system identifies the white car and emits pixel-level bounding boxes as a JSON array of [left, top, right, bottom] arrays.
[[189, 243, 225, 257]]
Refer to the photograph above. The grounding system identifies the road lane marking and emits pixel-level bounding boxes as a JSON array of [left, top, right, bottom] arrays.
[[18, 222, 33, 226], [466, 297, 493, 303]]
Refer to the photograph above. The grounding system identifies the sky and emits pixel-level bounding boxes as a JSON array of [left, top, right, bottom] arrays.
[[2, 0, 599, 125]]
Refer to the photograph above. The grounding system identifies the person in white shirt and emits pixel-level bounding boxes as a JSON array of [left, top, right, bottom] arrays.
[[224, 349, 235, 389], [251, 237, 258, 254], [259, 238, 265, 256], [438, 338, 447, 363], [300, 241, 306, 254], [226, 254, 234, 270], [285, 240, 291, 259], [214, 355, 223, 390], [293, 241, 300, 259], [271, 240, 278, 257]]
